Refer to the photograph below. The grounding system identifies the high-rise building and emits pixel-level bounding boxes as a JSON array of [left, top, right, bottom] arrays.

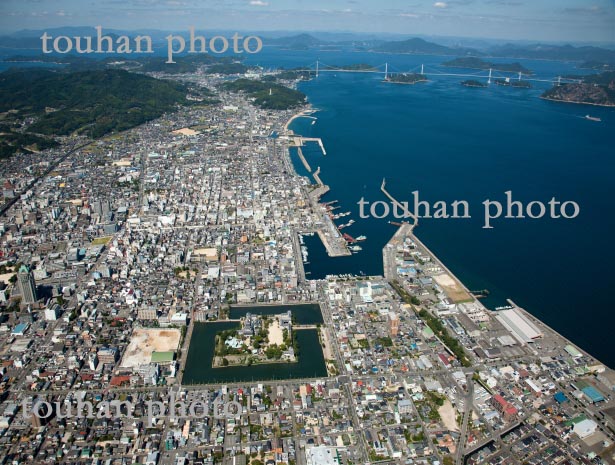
[[389, 311, 400, 337], [30, 399, 53, 427], [17, 265, 37, 305]]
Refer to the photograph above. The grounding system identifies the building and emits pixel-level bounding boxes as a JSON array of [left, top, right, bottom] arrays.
[[44, 305, 60, 321], [17, 265, 37, 304], [573, 419, 598, 439], [581, 386, 605, 404], [305, 446, 341, 465], [88, 353, 98, 370], [137, 308, 158, 320], [145, 452, 159, 465], [490, 394, 518, 421], [30, 399, 53, 427], [495, 307, 542, 344], [97, 347, 119, 365], [389, 311, 400, 337], [11, 323, 29, 336], [398, 399, 413, 414]]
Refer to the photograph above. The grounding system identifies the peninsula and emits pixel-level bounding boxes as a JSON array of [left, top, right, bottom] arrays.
[[542, 71, 615, 106]]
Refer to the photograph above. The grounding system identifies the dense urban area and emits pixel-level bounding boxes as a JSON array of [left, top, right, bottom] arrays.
[[0, 58, 614, 465]]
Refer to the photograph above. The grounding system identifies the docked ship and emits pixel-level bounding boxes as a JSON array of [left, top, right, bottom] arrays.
[[349, 245, 362, 252], [338, 219, 355, 229], [355, 235, 367, 241], [343, 233, 356, 243]]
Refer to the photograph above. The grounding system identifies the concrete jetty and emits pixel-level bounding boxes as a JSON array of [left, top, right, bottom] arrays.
[[313, 166, 323, 186], [381, 178, 418, 226], [297, 147, 312, 172], [301, 137, 327, 155], [291, 136, 327, 156], [317, 228, 351, 257]]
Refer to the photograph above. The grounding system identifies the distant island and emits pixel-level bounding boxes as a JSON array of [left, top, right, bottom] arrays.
[[487, 43, 615, 65], [385, 73, 427, 85], [461, 80, 487, 88], [265, 33, 322, 50], [326, 63, 377, 71], [443, 57, 532, 74], [373, 37, 477, 56], [579, 61, 615, 72], [494, 78, 532, 88], [541, 71, 615, 107]]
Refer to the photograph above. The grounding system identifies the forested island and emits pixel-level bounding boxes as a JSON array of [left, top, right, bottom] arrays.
[[461, 80, 487, 88], [373, 37, 476, 56], [221, 78, 307, 110], [494, 79, 532, 88], [542, 71, 615, 106], [443, 57, 532, 74], [326, 63, 377, 71], [385, 73, 427, 85]]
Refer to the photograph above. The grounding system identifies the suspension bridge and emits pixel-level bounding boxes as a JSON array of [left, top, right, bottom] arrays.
[[291, 60, 582, 86]]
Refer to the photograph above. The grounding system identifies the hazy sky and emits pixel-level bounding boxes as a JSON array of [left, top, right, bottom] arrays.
[[0, 0, 614, 43]]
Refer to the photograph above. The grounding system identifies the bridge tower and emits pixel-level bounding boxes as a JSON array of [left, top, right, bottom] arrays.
[[557, 76, 561, 86], [385, 62, 388, 80], [487, 68, 492, 84], [316, 59, 319, 78], [421, 64, 424, 75], [518, 71, 522, 81]]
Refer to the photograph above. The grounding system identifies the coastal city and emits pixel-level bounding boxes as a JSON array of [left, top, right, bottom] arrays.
[[0, 62, 614, 465]]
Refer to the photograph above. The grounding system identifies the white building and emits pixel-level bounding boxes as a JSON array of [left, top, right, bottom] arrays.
[[306, 446, 341, 465], [495, 308, 542, 344], [573, 419, 598, 439], [44, 305, 60, 321]]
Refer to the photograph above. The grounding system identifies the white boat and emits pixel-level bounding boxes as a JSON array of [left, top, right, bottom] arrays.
[[585, 115, 601, 122]]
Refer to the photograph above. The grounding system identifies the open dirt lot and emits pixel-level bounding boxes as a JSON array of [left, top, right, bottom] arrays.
[[433, 273, 472, 303], [120, 328, 181, 368], [438, 399, 460, 432]]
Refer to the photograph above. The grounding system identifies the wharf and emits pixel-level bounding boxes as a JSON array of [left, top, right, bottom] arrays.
[[316, 228, 351, 257], [381, 177, 418, 226], [297, 147, 312, 172], [291, 136, 327, 156]]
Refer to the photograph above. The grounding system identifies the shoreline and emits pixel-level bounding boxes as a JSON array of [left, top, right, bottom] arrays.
[[284, 107, 317, 132], [540, 96, 615, 107], [384, 79, 429, 85], [284, 107, 352, 258], [285, 76, 613, 370], [387, 224, 613, 370]]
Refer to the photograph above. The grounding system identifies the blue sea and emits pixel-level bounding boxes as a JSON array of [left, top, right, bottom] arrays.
[[2, 46, 614, 367], [248, 48, 615, 368]]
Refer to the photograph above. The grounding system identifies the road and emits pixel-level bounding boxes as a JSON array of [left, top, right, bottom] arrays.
[[455, 374, 475, 465]]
